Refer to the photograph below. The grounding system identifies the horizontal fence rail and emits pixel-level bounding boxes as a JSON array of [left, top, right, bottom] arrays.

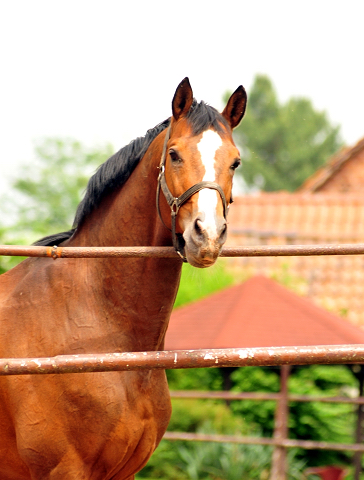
[[3, 243, 364, 259], [163, 432, 364, 453], [166, 391, 364, 453], [170, 390, 364, 405], [1, 345, 364, 376]]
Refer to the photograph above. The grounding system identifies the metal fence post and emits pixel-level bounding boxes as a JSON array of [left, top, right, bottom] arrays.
[[270, 365, 291, 480]]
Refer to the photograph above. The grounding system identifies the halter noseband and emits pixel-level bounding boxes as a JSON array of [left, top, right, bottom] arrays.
[[156, 123, 230, 262]]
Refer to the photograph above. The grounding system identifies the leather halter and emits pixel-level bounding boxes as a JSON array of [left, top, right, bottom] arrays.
[[156, 122, 230, 261]]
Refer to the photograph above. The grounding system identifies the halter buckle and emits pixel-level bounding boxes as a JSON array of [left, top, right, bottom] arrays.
[[171, 199, 179, 215]]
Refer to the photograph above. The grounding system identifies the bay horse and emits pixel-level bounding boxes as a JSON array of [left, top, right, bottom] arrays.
[[0, 78, 246, 479]]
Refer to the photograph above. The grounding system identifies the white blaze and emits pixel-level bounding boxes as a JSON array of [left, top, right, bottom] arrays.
[[196, 130, 222, 237]]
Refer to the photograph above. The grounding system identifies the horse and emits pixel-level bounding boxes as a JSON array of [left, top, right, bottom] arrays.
[[0, 77, 247, 479]]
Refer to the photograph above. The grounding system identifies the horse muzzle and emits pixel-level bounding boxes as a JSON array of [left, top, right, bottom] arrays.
[[182, 212, 228, 268]]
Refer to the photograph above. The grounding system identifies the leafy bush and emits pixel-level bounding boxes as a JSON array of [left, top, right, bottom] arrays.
[[167, 398, 250, 435], [138, 399, 253, 479], [176, 441, 273, 480], [288, 365, 357, 466], [229, 367, 280, 436], [139, 439, 306, 480], [164, 364, 360, 476], [174, 261, 234, 308], [138, 396, 307, 479], [167, 367, 225, 392]]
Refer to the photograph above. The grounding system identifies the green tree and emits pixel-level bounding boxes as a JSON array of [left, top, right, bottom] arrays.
[[0, 137, 113, 271], [5, 137, 114, 241], [174, 262, 234, 308], [231, 75, 343, 192]]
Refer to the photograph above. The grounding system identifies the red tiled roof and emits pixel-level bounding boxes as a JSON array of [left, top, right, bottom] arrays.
[[227, 193, 364, 241], [165, 276, 364, 350]]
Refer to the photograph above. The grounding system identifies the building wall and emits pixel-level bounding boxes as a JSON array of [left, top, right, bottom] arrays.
[[317, 147, 364, 193]]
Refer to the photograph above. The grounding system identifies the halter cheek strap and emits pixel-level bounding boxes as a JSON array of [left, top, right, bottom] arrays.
[[156, 123, 230, 261]]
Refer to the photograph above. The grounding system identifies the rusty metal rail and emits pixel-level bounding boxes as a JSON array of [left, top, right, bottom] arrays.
[[1, 345, 364, 376], [170, 390, 364, 405], [166, 391, 364, 453], [163, 432, 364, 453], [2, 243, 364, 259]]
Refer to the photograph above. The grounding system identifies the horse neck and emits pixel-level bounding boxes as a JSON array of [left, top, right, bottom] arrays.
[[72, 131, 170, 247], [67, 133, 182, 352]]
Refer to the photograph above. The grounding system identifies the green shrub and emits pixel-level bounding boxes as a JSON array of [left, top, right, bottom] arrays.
[[168, 398, 250, 435], [288, 365, 357, 466], [174, 261, 234, 308], [229, 367, 280, 436], [138, 440, 306, 480], [176, 441, 273, 480], [167, 368, 225, 392]]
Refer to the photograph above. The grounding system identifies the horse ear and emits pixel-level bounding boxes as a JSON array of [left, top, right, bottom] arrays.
[[172, 77, 194, 120], [222, 85, 247, 129]]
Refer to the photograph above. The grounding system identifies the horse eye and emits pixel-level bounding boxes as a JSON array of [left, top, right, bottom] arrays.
[[169, 150, 181, 163], [231, 160, 241, 170]]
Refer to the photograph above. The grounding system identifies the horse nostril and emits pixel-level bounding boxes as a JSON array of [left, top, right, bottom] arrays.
[[194, 218, 204, 238]]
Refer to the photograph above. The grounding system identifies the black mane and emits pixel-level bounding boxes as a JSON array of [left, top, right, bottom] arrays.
[[34, 100, 228, 247], [187, 99, 229, 135]]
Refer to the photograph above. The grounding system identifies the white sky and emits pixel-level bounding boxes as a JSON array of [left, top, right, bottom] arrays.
[[1, 1, 364, 195]]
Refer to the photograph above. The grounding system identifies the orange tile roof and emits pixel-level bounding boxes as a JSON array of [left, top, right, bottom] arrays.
[[166, 276, 364, 350], [228, 193, 364, 241]]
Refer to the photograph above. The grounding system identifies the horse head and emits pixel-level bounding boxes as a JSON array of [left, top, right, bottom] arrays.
[[158, 77, 247, 268]]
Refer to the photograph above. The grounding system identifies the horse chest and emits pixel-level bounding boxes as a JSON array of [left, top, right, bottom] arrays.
[[0, 370, 171, 479]]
